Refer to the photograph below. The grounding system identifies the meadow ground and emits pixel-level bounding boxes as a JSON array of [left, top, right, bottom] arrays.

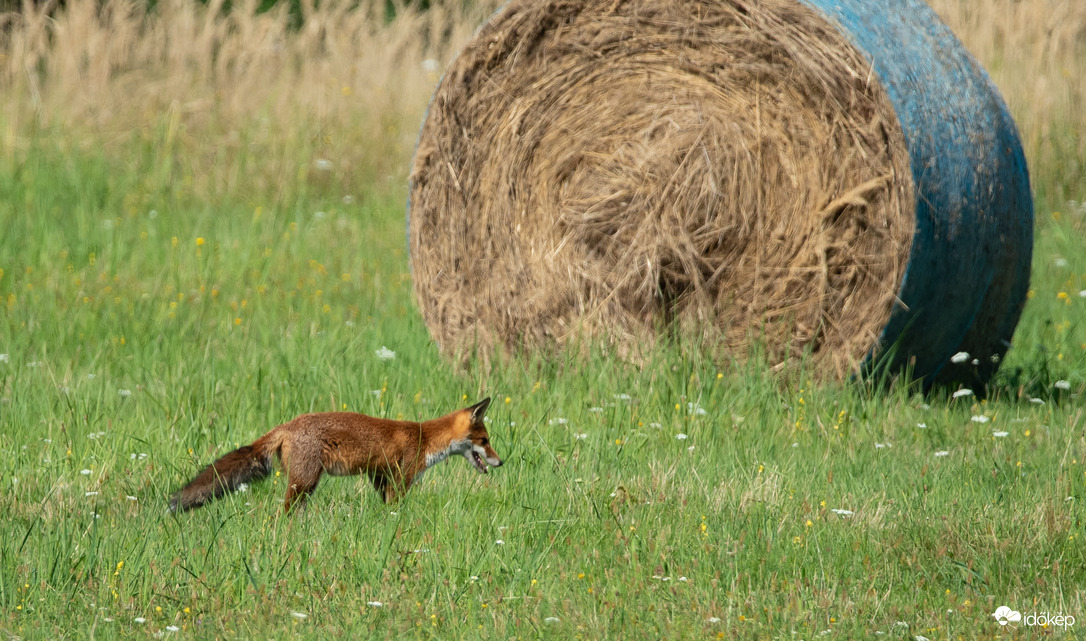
[[1, 0, 1084, 639]]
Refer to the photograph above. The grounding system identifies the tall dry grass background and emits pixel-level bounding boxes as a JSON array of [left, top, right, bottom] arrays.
[[1, 0, 1083, 205], [1, 0, 502, 206]]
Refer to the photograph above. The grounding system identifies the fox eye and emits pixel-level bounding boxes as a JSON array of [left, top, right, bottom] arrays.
[[480, 438, 489, 446]]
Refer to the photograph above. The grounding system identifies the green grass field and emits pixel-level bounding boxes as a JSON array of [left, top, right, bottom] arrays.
[[2, 1, 1086, 638], [1, 125, 1083, 641]]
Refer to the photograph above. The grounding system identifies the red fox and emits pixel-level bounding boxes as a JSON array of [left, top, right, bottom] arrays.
[[169, 398, 501, 512]]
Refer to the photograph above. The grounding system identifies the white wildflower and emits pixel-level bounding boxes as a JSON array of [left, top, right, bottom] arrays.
[[686, 402, 707, 416], [134, 617, 146, 623], [118, 389, 132, 397], [85, 491, 98, 497], [374, 346, 395, 361], [1054, 258, 1068, 268], [313, 158, 333, 171], [0, 354, 8, 363], [951, 389, 974, 399], [950, 351, 970, 364], [543, 617, 560, 624], [875, 442, 890, 449], [126, 496, 137, 501], [971, 415, 990, 423], [831, 509, 854, 517], [548, 417, 568, 425], [80, 469, 92, 476], [165, 625, 179, 632], [575, 433, 588, 440], [934, 451, 950, 457], [613, 393, 632, 401], [290, 611, 308, 620], [588, 407, 603, 413], [495, 539, 504, 545], [675, 433, 688, 440], [916, 423, 927, 429], [1055, 380, 1071, 391], [992, 431, 1009, 438], [367, 601, 383, 607], [1029, 397, 1045, 405], [708, 617, 721, 623]]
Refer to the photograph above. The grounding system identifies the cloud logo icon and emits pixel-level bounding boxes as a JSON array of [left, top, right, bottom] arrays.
[[992, 606, 1022, 626]]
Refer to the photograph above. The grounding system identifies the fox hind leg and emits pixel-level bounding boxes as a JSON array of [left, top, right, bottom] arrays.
[[283, 472, 321, 512], [281, 447, 323, 512]]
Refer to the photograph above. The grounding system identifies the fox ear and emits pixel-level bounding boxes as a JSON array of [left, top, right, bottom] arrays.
[[467, 397, 491, 423]]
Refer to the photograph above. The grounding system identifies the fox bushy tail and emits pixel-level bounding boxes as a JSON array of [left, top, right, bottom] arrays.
[[169, 435, 278, 512]]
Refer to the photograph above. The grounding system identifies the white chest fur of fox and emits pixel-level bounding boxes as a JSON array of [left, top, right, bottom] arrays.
[[169, 398, 502, 513]]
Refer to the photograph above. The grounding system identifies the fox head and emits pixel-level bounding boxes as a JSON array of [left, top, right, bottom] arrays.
[[460, 397, 502, 474]]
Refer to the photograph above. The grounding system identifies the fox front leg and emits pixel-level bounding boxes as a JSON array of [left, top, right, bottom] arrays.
[[375, 471, 415, 503]]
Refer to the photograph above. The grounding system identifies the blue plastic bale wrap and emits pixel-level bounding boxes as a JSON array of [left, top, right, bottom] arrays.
[[798, 0, 1033, 385]]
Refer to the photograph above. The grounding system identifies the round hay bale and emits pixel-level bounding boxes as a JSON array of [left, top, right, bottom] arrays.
[[408, 0, 1032, 385]]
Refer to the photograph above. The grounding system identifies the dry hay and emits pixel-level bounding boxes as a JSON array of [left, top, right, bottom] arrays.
[[409, 0, 915, 377]]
